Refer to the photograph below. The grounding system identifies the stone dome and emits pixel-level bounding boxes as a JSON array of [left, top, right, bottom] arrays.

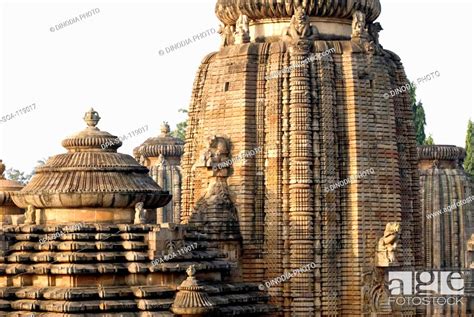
[[215, 0, 382, 25], [12, 109, 171, 209], [0, 160, 24, 206], [134, 122, 184, 159]]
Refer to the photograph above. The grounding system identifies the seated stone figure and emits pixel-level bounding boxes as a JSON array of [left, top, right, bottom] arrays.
[[283, 6, 318, 44]]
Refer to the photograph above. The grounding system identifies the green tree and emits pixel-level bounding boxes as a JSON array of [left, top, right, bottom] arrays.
[[424, 134, 434, 145], [5, 168, 32, 185], [465, 120, 474, 176], [410, 84, 427, 145], [5, 159, 47, 185], [170, 108, 188, 141]]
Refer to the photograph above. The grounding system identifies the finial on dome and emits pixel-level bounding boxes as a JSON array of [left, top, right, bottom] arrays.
[[186, 264, 196, 277], [0, 160, 5, 179], [83, 108, 101, 128], [171, 264, 215, 316], [161, 122, 171, 136]]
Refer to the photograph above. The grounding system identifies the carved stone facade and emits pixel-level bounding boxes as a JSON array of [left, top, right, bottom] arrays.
[[182, 1, 422, 315], [418, 145, 474, 317], [134, 122, 184, 224]]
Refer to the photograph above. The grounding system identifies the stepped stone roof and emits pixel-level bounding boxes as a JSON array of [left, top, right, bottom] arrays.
[[0, 160, 24, 206], [417, 145, 466, 162], [11, 109, 171, 209], [134, 122, 184, 159], [215, 0, 382, 25], [0, 223, 277, 315]]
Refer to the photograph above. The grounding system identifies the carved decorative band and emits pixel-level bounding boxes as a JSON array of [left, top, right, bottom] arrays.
[[417, 145, 466, 161]]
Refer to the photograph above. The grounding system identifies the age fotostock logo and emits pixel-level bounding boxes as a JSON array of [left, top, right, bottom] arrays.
[[388, 270, 466, 306]]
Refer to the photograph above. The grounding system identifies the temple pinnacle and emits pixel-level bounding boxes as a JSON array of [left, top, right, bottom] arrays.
[[83, 108, 101, 128], [160, 122, 170, 136]]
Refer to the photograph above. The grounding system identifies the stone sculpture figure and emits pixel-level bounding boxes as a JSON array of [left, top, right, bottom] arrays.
[[366, 22, 384, 54], [218, 24, 235, 47], [283, 6, 318, 44], [234, 14, 250, 44], [352, 10, 369, 39], [25, 205, 36, 225], [468, 234, 474, 264], [368, 22, 383, 46], [376, 222, 401, 267], [134, 202, 146, 224]]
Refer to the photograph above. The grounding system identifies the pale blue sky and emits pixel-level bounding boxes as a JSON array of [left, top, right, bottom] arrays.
[[1, 0, 473, 173]]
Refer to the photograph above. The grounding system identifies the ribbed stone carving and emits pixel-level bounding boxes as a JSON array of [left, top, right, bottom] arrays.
[[215, 0, 382, 25]]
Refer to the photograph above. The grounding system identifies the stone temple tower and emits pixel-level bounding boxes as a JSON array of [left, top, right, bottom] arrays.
[[418, 145, 474, 316], [134, 122, 184, 224], [419, 145, 473, 270], [181, 1, 422, 315]]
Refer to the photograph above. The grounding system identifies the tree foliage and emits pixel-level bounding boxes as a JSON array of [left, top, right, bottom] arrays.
[[4, 159, 47, 185], [170, 108, 188, 141], [5, 169, 32, 185], [465, 120, 474, 176], [410, 84, 427, 145], [424, 134, 435, 145]]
